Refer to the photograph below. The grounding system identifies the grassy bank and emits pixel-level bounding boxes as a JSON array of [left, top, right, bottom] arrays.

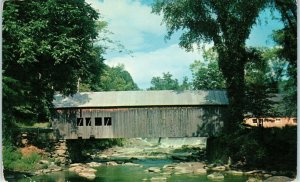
[[3, 145, 47, 172]]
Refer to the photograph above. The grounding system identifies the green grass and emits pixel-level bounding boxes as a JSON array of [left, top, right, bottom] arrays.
[[3, 145, 45, 172], [15, 122, 51, 128]]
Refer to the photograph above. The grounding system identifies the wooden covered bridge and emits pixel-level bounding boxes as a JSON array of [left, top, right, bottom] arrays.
[[52, 90, 228, 139]]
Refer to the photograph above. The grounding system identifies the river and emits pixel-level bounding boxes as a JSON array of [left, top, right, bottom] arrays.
[[5, 159, 248, 182], [5, 138, 251, 181]]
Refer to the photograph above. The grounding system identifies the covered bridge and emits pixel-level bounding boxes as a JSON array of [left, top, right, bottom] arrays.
[[52, 90, 228, 139]]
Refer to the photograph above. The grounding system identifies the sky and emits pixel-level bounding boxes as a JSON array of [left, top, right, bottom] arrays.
[[86, 0, 283, 90]]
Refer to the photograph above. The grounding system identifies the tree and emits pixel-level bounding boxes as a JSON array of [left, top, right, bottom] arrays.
[[180, 76, 192, 90], [148, 72, 191, 90], [272, 0, 297, 116], [3, 0, 104, 129], [244, 48, 276, 117], [95, 64, 139, 91], [152, 0, 268, 132], [148, 72, 180, 90], [190, 48, 225, 90]]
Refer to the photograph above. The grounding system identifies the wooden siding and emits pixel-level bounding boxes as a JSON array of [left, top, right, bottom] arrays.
[[52, 106, 226, 139]]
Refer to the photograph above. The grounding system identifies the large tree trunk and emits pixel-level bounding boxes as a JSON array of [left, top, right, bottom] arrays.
[[225, 68, 245, 132], [218, 48, 246, 133]]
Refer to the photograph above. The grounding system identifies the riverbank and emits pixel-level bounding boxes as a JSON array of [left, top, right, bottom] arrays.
[[4, 138, 296, 181]]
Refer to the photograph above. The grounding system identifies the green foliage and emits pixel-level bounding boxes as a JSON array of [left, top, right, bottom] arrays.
[[96, 64, 139, 91], [207, 127, 297, 171], [3, 145, 22, 170], [3, 0, 105, 140], [149, 72, 180, 90], [271, 0, 297, 116], [190, 48, 225, 90], [244, 48, 276, 117], [3, 145, 43, 171], [148, 72, 191, 90], [153, 0, 268, 132], [180, 76, 192, 90]]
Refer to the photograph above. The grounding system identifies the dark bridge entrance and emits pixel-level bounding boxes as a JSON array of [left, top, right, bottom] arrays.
[[52, 90, 228, 139]]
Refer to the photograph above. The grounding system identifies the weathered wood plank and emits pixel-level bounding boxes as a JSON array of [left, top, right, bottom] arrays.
[[53, 106, 226, 139]]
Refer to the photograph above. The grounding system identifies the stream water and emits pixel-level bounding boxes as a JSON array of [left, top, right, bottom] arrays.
[[5, 159, 248, 182], [5, 138, 250, 181]]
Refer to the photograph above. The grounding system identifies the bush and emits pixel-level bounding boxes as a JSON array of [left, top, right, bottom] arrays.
[[3, 144, 43, 172], [207, 126, 296, 171], [3, 145, 22, 170]]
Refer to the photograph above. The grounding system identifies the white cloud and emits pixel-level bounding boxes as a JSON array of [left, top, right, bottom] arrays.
[[105, 44, 203, 89], [85, 0, 210, 89], [85, 0, 165, 51]]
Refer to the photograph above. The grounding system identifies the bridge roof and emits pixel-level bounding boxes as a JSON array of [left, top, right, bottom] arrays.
[[53, 90, 228, 108]]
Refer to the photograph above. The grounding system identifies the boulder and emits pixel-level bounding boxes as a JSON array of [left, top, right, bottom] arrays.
[[50, 167, 62, 172], [69, 166, 85, 173], [226, 170, 244, 175], [263, 176, 294, 182], [106, 161, 118, 166], [163, 164, 176, 169], [69, 164, 97, 180], [247, 177, 263, 182], [147, 167, 161, 173], [211, 165, 226, 172], [194, 168, 207, 174], [207, 172, 225, 180], [263, 174, 272, 178], [174, 166, 193, 174], [39, 160, 50, 165], [86, 162, 102, 168], [55, 149, 66, 155], [58, 145, 67, 150], [69, 163, 82, 167]]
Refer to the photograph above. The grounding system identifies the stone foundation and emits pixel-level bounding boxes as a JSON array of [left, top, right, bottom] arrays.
[[51, 139, 70, 166]]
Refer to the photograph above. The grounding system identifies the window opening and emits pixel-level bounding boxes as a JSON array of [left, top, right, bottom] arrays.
[[104, 117, 112, 126], [86, 118, 91, 126], [77, 118, 83, 126], [95, 117, 102, 126], [252, 119, 257, 123]]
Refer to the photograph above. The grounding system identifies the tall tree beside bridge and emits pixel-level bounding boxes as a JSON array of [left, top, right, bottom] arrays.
[[3, 0, 104, 141], [152, 0, 268, 132], [272, 0, 297, 116]]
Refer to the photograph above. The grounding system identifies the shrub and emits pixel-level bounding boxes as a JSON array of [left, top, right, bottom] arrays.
[[3, 145, 22, 170], [3, 144, 43, 172], [207, 126, 296, 171]]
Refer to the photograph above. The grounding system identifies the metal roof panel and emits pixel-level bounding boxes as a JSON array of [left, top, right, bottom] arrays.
[[53, 90, 229, 108]]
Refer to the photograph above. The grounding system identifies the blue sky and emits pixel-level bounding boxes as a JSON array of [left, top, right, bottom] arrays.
[[86, 0, 283, 89]]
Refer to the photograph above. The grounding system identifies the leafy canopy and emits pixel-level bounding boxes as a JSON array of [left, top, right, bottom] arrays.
[[153, 0, 268, 131], [190, 48, 225, 90], [3, 0, 104, 126], [148, 72, 191, 90], [96, 64, 139, 91]]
